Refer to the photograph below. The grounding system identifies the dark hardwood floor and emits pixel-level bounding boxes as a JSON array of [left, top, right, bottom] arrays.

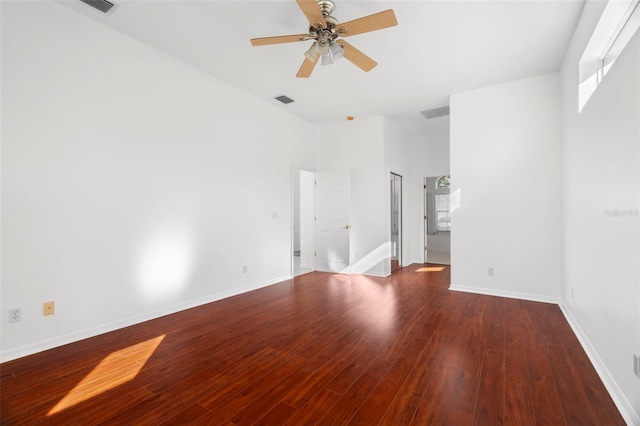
[[1, 264, 624, 425]]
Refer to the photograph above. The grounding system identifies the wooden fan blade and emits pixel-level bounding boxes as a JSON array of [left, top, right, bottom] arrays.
[[251, 34, 311, 46], [296, 53, 319, 78], [296, 0, 326, 28], [335, 9, 397, 37], [340, 40, 377, 72]]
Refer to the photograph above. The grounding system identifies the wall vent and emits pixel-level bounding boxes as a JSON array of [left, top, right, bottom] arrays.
[[420, 105, 450, 120], [275, 95, 295, 105], [80, 0, 115, 14]]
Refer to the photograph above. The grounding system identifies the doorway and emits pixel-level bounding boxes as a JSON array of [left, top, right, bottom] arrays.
[[293, 169, 314, 277], [424, 176, 451, 265], [390, 172, 402, 272]]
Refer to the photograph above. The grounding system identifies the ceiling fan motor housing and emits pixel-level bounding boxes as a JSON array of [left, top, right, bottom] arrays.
[[316, 0, 335, 17]]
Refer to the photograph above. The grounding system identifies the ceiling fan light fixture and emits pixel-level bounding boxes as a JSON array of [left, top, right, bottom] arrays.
[[321, 41, 343, 66], [316, 40, 330, 55], [304, 43, 318, 61], [321, 51, 334, 66], [329, 41, 344, 60]]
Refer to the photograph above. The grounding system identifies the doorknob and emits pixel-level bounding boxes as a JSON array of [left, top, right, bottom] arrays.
[[343, 225, 351, 229]]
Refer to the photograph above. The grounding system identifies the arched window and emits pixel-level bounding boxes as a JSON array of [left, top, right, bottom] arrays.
[[436, 175, 450, 189]]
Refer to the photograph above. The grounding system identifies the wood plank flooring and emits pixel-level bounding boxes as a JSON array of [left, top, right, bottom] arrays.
[[0, 264, 625, 425]]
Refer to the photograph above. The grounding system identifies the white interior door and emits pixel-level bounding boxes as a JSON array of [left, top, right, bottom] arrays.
[[315, 170, 351, 273]]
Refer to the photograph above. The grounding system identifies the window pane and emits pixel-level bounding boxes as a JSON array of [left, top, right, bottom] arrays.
[[435, 194, 451, 232], [601, 0, 640, 78]]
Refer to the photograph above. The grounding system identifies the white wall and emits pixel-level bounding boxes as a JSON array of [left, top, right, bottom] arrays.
[[450, 73, 563, 302], [427, 234, 451, 253], [317, 117, 388, 276], [384, 118, 410, 270], [0, 1, 318, 361], [560, 1, 640, 422], [402, 128, 450, 264], [420, 127, 451, 179], [389, 123, 449, 265], [316, 117, 421, 276]]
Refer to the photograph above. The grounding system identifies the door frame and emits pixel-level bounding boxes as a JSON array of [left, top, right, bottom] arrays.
[[291, 165, 316, 277], [390, 172, 403, 272], [424, 178, 428, 263], [424, 175, 452, 264]]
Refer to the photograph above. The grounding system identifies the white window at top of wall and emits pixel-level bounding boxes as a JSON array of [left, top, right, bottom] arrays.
[[578, 0, 640, 112]]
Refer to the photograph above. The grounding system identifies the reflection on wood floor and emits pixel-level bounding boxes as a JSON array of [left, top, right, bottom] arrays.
[[0, 263, 624, 425]]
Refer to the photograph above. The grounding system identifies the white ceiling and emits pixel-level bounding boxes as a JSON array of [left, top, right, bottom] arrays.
[[58, 0, 584, 134]]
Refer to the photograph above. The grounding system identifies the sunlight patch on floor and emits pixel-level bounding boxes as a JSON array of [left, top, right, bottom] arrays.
[[416, 266, 445, 272], [47, 334, 165, 416], [332, 273, 351, 282]]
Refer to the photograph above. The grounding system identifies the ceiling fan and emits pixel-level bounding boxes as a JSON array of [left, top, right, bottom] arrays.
[[250, 0, 397, 78]]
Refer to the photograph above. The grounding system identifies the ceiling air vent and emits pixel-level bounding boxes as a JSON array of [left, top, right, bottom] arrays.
[[420, 105, 450, 120], [275, 95, 295, 105], [80, 0, 115, 14]]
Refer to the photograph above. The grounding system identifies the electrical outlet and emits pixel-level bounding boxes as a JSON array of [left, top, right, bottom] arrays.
[[43, 301, 55, 316], [242, 265, 247, 273], [8, 308, 21, 323], [488, 267, 494, 276], [634, 354, 640, 378], [571, 287, 575, 299]]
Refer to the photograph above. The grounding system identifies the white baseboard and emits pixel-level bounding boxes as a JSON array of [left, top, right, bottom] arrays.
[[448, 284, 560, 304], [559, 304, 640, 426], [0, 275, 291, 363]]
